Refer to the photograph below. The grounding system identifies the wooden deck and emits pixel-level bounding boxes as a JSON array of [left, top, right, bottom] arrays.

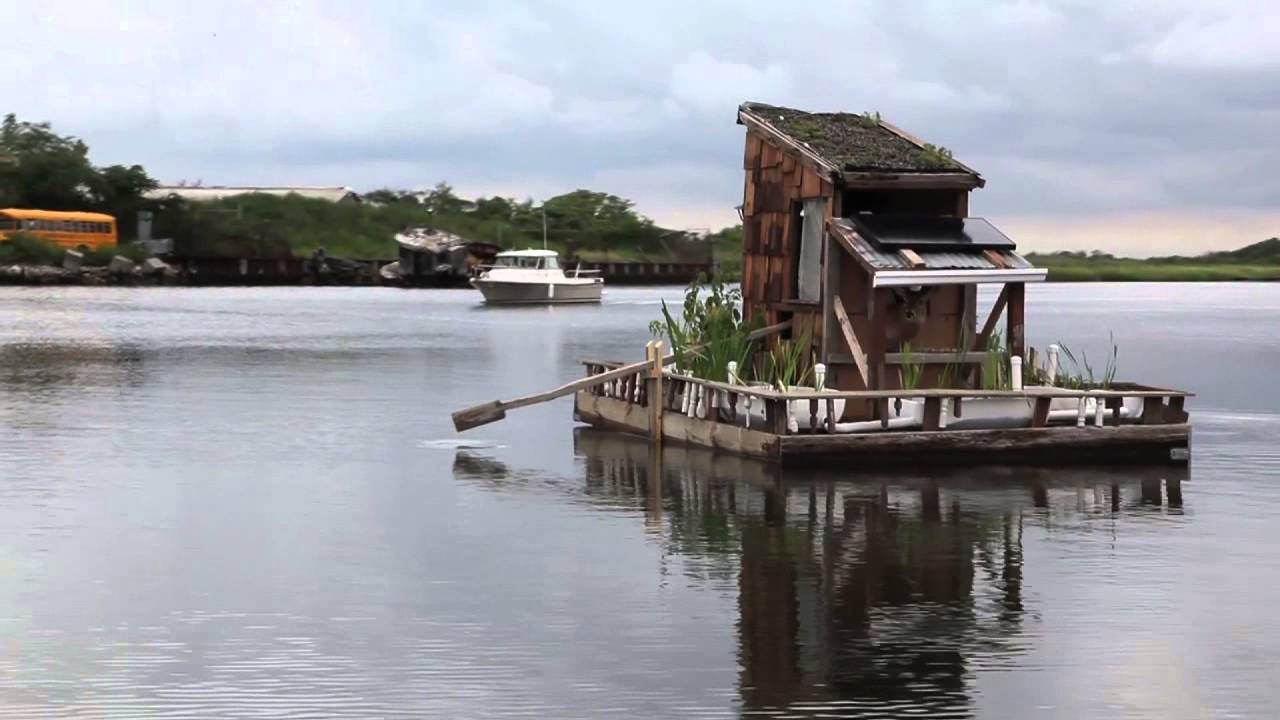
[[573, 361, 1193, 467]]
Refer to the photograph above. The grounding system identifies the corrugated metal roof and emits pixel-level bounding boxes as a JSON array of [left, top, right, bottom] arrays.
[[827, 217, 1035, 272], [144, 186, 360, 203]]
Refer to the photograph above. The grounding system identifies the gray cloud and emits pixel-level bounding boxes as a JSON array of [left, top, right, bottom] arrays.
[[2, 0, 1277, 251]]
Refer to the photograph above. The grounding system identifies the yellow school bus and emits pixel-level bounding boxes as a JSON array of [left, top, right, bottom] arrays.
[[0, 209, 118, 250]]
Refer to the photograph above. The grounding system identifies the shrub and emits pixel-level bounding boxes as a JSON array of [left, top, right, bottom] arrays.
[[0, 231, 64, 265]]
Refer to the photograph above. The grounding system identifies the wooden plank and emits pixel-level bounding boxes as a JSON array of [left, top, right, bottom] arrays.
[[779, 424, 1192, 466], [1164, 396, 1188, 424], [782, 153, 796, 174], [575, 392, 780, 460], [743, 172, 757, 216], [743, 216, 760, 254], [832, 296, 870, 387], [745, 133, 763, 170], [983, 250, 1009, 268], [800, 167, 822, 198], [898, 248, 926, 269], [1031, 397, 1051, 427], [886, 351, 986, 365]]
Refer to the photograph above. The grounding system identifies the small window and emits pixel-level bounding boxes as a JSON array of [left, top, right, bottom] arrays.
[[0, 219, 15, 230], [544, 256, 559, 270]]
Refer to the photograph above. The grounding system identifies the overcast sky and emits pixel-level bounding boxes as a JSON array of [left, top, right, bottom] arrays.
[[4, 1, 1278, 255]]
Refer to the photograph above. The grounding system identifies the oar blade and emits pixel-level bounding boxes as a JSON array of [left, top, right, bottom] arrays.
[[452, 401, 506, 432]]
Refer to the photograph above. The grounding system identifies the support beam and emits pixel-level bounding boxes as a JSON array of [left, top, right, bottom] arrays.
[[831, 295, 870, 388], [1007, 282, 1026, 359], [976, 284, 1010, 350]]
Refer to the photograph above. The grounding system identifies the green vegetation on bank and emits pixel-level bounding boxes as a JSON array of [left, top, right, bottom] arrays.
[[1027, 239, 1280, 281], [0, 113, 728, 263], [1, 112, 1274, 278]]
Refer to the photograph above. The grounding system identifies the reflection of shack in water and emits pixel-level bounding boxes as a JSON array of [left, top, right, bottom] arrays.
[[570, 428, 1188, 717]]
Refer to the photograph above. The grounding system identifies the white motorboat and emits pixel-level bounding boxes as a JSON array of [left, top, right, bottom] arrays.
[[470, 249, 603, 304]]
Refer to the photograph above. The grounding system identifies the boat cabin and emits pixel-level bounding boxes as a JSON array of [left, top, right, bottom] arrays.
[[493, 249, 562, 270], [737, 102, 1046, 420]]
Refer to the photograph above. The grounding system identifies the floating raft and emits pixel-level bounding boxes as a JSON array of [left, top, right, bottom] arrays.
[[573, 360, 1192, 467]]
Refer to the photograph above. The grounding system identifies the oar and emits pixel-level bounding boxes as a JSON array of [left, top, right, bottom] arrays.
[[452, 359, 659, 431], [451, 319, 792, 432]]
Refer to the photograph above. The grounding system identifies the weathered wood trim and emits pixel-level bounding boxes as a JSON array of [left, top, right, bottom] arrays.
[[886, 351, 986, 365], [840, 172, 983, 189], [780, 424, 1191, 466], [832, 295, 870, 388], [574, 392, 780, 460]]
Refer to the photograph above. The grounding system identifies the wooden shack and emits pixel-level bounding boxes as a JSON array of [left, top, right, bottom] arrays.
[[737, 102, 1046, 420]]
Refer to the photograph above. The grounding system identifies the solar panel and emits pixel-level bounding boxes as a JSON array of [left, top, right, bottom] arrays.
[[850, 214, 1016, 251]]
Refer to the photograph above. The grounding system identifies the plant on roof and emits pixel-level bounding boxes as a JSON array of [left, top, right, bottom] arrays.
[[913, 143, 956, 169], [854, 111, 882, 128]]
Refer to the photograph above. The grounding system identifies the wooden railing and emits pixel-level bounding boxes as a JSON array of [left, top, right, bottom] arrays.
[[580, 360, 1193, 436]]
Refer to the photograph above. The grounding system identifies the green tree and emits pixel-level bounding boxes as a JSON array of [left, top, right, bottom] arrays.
[[0, 114, 98, 209]]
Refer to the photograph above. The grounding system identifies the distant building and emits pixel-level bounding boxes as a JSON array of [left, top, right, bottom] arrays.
[[144, 185, 361, 204]]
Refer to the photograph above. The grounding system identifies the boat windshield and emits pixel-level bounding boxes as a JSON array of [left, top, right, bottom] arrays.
[[494, 255, 558, 269]]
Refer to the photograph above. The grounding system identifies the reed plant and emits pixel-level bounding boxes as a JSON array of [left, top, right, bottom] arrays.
[[1055, 334, 1119, 390], [649, 274, 762, 383], [762, 331, 813, 391], [897, 342, 923, 390], [981, 330, 1012, 390]]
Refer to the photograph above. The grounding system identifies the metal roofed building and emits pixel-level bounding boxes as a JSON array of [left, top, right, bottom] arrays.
[[144, 186, 361, 204]]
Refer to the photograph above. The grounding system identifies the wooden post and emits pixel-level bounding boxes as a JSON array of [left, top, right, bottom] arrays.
[[1031, 397, 1051, 427], [869, 288, 888, 423], [1006, 282, 1026, 359], [646, 341, 664, 445], [1142, 397, 1165, 425], [923, 397, 942, 431], [1107, 397, 1123, 426], [825, 398, 836, 433]]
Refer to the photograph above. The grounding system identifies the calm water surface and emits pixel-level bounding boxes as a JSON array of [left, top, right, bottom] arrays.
[[0, 283, 1277, 718]]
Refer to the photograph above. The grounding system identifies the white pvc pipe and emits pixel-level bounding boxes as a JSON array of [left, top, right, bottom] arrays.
[[1051, 407, 1130, 423], [1047, 344, 1060, 383], [1094, 395, 1105, 426], [1010, 356, 1023, 391], [813, 363, 827, 391], [833, 416, 921, 433]]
